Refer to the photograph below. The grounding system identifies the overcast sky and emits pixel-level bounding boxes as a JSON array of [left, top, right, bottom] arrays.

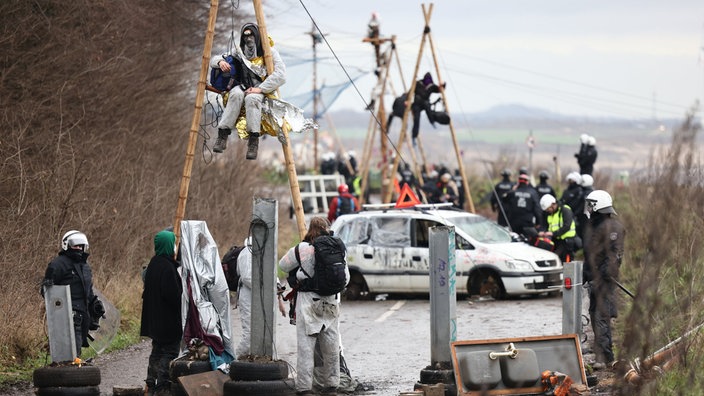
[[256, 1, 704, 119]]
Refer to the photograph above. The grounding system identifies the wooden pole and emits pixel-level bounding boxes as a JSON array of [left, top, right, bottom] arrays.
[[253, 0, 307, 239], [423, 3, 475, 212], [173, 0, 219, 246]]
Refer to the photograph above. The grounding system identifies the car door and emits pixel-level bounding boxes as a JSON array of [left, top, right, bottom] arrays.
[[406, 218, 434, 291], [363, 215, 412, 292], [408, 218, 477, 292]]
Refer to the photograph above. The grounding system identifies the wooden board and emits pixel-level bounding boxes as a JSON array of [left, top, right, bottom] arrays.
[[178, 370, 229, 396]]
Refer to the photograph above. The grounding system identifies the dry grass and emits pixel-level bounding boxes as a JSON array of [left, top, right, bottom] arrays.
[[612, 107, 704, 394], [0, 0, 282, 368]]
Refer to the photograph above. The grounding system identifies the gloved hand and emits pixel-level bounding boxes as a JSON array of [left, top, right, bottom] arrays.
[[89, 318, 100, 331], [90, 296, 106, 318]]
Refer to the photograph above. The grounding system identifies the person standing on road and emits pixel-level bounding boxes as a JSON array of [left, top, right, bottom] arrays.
[[536, 170, 556, 199], [328, 184, 360, 223], [491, 169, 515, 227], [583, 190, 625, 370], [279, 217, 350, 396], [141, 230, 183, 395], [42, 230, 105, 358], [505, 174, 541, 237]]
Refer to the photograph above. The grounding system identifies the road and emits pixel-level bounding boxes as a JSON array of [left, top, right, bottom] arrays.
[[12, 294, 565, 395]]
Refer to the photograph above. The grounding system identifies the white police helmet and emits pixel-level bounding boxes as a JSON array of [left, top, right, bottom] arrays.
[[61, 230, 89, 252], [539, 194, 556, 211], [586, 190, 616, 215], [581, 174, 594, 187]]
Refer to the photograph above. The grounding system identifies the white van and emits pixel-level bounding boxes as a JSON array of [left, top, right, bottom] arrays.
[[331, 206, 562, 300]]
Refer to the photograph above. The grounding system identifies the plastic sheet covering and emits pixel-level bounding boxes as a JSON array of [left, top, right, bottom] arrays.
[[370, 217, 411, 247], [235, 95, 317, 140], [179, 220, 234, 358]]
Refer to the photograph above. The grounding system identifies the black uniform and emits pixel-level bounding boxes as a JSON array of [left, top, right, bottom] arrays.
[[44, 250, 97, 356], [491, 178, 515, 227], [561, 183, 583, 217], [536, 181, 556, 198], [505, 182, 541, 236], [576, 144, 598, 175], [584, 211, 625, 364]]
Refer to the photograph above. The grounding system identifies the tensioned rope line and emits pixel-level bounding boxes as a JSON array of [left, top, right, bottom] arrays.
[[297, 0, 412, 170]]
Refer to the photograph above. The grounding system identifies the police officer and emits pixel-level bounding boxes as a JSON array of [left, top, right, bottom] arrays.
[[539, 194, 578, 262], [491, 169, 515, 227], [505, 174, 541, 237], [561, 172, 583, 214], [43, 230, 104, 357], [536, 170, 556, 198], [583, 190, 625, 370]]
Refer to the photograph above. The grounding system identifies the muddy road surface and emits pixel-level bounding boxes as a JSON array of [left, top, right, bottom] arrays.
[[10, 294, 575, 395]]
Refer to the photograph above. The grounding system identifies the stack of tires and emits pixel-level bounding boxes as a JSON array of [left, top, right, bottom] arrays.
[[168, 358, 211, 396], [415, 365, 457, 396], [33, 365, 101, 396], [223, 360, 294, 396]]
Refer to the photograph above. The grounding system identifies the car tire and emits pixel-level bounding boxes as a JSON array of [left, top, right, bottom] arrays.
[[169, 359, 211, 380], [35, 386, 100, 396], [419, 368, 455, 384], [222, 378, 295, 396], [33, 366, 101, 388], [468, 270, 505, 300], [229, 360, 289, 381], [343, 272, 367, 301]]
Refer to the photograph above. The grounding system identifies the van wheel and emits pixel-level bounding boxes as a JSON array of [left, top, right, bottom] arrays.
[[344, 272, 367, 301], [468, 270, 505, 300]]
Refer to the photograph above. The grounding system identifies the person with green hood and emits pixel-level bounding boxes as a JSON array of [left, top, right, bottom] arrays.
[[141, 230, 183, 396]]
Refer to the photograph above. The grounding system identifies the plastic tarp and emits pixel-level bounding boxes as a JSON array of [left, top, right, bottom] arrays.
[[370, 217, 411, 247], [179, 220, 234, 365]]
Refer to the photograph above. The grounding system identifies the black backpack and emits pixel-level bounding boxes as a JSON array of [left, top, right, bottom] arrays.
[[296, 235, 347, 296], [210, 55, 239, 93], [336, 196, 355, 217], [221, 245, 244, 291]]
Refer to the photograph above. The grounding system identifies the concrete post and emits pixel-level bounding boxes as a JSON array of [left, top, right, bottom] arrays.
[[562, 261, 583, 336], [250, 197, 279, 357], [429, 226, 457, 365], [44, 285, 77, 362]]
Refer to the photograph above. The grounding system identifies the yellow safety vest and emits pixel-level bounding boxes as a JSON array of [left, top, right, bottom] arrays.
[[547, 205, 576, 240]]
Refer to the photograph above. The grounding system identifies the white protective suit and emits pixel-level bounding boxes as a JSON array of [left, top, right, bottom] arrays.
[[279, 241, 350, 393], [210, 24, 316, 142], [235, 237, 252, 358]]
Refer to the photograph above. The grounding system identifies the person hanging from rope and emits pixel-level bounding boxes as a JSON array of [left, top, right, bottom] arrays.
[[210, 23, 290, 160], [386, 72, 447, 146]]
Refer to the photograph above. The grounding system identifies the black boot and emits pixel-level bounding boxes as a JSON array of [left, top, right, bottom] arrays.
[[246, 132, 260, 160], [213, 128, 231, 153]]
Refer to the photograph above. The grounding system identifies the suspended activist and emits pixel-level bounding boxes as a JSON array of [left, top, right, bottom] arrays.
[[210, 22, 315, 160], [386, 72, 448, 146]]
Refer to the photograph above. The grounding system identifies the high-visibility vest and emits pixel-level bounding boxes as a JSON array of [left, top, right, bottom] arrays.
[[547, 205, 576, 240]]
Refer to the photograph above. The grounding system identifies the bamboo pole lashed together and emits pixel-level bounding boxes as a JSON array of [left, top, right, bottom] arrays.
[[381, 3, 475, 213], [173, 0, 219, 247], [252, 0, 307, 239]]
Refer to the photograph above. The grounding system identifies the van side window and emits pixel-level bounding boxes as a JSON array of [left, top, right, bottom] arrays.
[[413, 219, 444, 248], [370, 217, 410, 247], [337, 218, 370, 245], [457, 235, 474, 250]]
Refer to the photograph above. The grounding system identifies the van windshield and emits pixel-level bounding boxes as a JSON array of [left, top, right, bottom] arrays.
[[446, 215, 513, 244]]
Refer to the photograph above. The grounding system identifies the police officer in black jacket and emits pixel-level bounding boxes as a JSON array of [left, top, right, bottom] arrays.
[[43, 230, 104, 357], [583, 190, 625, 369], [491, 169, 515, 227]]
